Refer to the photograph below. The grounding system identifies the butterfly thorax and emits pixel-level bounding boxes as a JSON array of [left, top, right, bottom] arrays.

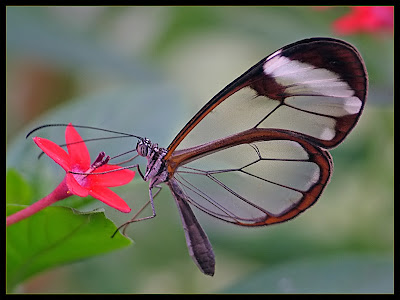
[[136, 138, 169, 188]]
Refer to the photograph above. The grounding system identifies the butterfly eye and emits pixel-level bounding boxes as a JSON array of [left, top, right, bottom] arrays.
[[136, 139, 149, 157]]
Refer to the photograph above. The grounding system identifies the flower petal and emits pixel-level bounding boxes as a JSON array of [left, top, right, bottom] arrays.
[[66, 173, 89, 197], [90, 165, 135, 187], [89, 186, 131, 213], [33, 137, 71, 171], [65, 123, 90, 170]]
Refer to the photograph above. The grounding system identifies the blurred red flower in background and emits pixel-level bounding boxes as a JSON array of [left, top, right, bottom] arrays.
[[333, 6, 394, 35]]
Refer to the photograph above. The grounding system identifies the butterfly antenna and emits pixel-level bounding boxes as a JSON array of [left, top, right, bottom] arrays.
[[26, 123, 142, 139], [27, 123, 143, 160]]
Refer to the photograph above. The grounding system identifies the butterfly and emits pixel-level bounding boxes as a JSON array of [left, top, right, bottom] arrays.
[[49, 37, 363, 276], [114, 37, 368, 276]]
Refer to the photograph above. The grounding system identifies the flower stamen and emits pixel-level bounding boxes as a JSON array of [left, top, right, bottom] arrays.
[[86, 152, 111, 174]]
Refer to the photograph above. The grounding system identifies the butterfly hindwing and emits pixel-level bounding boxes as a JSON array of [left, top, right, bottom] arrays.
[[170, 128, 332, 226]]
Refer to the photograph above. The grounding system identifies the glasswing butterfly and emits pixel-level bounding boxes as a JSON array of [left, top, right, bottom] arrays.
[[117, 37, 367, 276], [32, 37, 368, 276]]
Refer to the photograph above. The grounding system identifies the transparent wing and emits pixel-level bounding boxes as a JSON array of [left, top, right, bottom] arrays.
[[165, 38, 366, 226], [167, 38, 367, 158], [170, 130, 332, 226]]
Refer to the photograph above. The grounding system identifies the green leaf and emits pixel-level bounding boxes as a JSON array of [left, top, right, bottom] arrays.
[[223, 254, 393, 293], [6, 204, 132, 292], [6, 169, 33, 205]]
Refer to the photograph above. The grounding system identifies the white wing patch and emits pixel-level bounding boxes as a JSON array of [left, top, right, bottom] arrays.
[[344, 97, 363, 114], [263, 54, 362, 115]]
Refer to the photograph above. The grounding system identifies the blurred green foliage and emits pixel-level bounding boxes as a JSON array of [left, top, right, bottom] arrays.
[[6, 170, 132, 292], [6, 6, 393, 293]]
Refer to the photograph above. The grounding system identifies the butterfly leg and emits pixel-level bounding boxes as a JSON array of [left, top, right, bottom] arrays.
[[112, 185, 162, 237]]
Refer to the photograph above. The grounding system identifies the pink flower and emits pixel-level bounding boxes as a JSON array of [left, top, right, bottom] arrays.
[[333, 6, 394, 35], [7, 123, 134, 226]]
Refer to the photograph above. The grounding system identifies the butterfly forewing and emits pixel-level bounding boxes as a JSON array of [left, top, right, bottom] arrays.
[[167, 38, 367, 156], [165, 38, 367, 227]]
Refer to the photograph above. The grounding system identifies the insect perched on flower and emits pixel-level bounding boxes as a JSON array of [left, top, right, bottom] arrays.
[[110, 38, 368, 276], [10, 38, 368, 276]]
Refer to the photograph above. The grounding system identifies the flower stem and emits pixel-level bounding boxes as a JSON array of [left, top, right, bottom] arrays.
[[6, 177, 72, 226]]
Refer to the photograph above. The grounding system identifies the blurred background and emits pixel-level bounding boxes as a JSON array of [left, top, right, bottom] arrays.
[[6, 6, 393, 293]]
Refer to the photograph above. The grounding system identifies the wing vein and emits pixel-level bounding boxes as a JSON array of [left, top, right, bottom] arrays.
[[174, 173, 241, 221]]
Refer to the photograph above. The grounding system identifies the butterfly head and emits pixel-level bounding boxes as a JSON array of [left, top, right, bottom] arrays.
[[136, 138, 152, 157], [136, 138, 167, 161]]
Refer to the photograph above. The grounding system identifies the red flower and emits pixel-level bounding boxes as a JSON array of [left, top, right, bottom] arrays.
[[7, 123, 134, 226], [333, 6, 394, 35], [34, 123, 134, 212]]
